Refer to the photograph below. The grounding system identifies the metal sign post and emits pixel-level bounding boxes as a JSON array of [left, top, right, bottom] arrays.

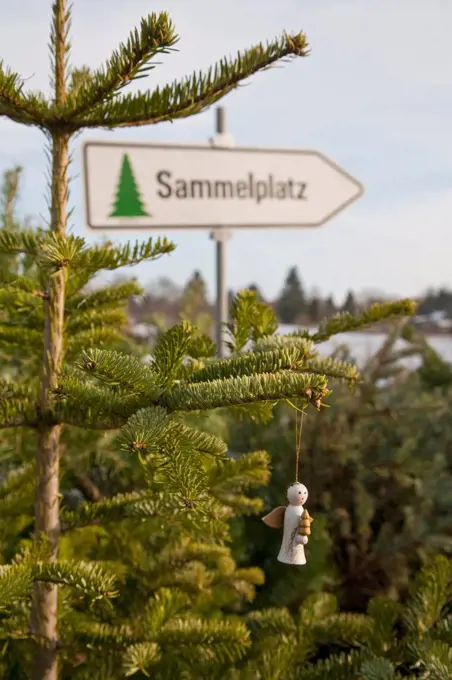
[[211, 226, 230, 358], [209, 108, 233, 357]]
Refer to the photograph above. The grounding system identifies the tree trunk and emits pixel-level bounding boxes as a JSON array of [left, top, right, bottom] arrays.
[[31, 2, 69, 677]]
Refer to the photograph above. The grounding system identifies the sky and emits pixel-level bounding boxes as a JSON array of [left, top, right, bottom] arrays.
[[1, 0, 451, 303]]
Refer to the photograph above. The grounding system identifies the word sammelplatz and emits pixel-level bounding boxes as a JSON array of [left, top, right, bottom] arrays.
[[156, 171, 307, 204]]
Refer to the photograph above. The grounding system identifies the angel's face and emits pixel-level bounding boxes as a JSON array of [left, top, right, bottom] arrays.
[[287, 483, 308, 506]]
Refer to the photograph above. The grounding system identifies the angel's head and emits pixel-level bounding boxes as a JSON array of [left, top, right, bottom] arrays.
[[287, 482, 308, 506]]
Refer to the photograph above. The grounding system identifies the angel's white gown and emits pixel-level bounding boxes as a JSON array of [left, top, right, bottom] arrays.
[[278, 504, 306, 565]]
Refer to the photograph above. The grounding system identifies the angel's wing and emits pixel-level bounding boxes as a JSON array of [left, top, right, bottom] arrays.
[[262, 506, 286, 528]]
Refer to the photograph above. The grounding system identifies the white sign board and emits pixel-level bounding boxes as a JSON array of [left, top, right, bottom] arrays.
[[82, 141, 363, 230]]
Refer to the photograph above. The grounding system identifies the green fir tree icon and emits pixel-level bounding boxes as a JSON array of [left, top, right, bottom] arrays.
[[110, 153, 150, 217]]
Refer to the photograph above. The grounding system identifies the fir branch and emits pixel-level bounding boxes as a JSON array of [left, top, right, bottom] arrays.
[[171, 421, 228, 457], [176, 358, 208, 382], [210, 451, 270, 493], [300, 649, 370, 680], [117, 414, 227, 511], [402, 555, 452, 637], [305, 356, 360, 382], [149, 541, 230, 576], [0, 615, 35, 642], [310, 300, 417, 344], [301, 592, 339, 625], [0, 228, 43, 255], [55, 373, 144, 428], [0, 324, 43, 350], [136, 556, 218, 597], [116, 406, 169, 454], [0, 270, 37, 293], [32, 561, 118, 601], [0, 380, 36, 428], [165, 454, 209, 508], [76, 349, 159, 397], [1, 165, 21, 229], [408, 639, 452, 679], [0, 564, 33, 611], [0, 461, 35, 500], [117, 408, 215, 506], [187, 334, 217, 359], [359, 657, 396, 680], [313, 613, 374, 647], [71, 619, 136, 648], [140, 587, 191, 634], [151, 321, 194, 389], [66, 280, 143, 313], [0, 485, 34, 519], [65, 13, 178, 119], [163, 371, 329, 412], [65, 268, 97, 300], [35, 234, 174, 274], [67, 66, 92, 101], [227, 401, 276, 424], [367, 597, 400, 653], [156, 618, 250, 663], [187, 348, 306, 383], [226, 290, 279, 353], [254, 334, 315, 356], [73, 237, 175, 271], [0, 288, 43, 316], [61, 491, 173, 531], [246, 607, 297, 636], [223, 567, 265, 600], [74, 32, 309, 128], [36, 232, 86, 271], [431, 616, 452, 645], [66, 308, 126, 332], [0, 61, 47, 125], [122, 641, 161, 677]]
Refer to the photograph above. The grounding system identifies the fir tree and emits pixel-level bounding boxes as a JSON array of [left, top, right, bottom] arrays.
[[342, 290, 359, 316], [307, 294, 324, 324], [276, 266, 306, 324], [0, 174, 269, 677], [324, 294, 337, 317]]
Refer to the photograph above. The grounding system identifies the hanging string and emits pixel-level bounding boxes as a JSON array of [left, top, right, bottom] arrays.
[[294, 404, 305, 483]]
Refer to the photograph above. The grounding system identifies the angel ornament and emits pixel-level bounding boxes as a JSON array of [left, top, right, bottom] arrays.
[[262, 483, 313, 566]]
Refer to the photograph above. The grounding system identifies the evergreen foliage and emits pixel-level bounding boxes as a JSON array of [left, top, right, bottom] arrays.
[[228, 320, 452, 613], [0, 3, 313, 677], [0, 217, 415, 678], [230, 555, 452, 679], [0, 3, 421, 678]]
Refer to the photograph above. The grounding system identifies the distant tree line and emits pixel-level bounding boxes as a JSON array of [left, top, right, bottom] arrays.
[[417, 287, 452, 318], [129, 265, 452, 328]]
